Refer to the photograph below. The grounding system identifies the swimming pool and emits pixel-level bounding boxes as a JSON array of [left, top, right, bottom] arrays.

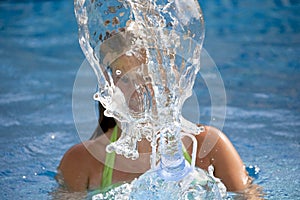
[[0, 0, 299, 199]]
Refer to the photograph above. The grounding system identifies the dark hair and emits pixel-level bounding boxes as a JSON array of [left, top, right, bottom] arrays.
[[90, 102, 116, 139]]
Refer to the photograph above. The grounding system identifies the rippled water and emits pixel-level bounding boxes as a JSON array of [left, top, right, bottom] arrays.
[[0, 0, 299, 199]]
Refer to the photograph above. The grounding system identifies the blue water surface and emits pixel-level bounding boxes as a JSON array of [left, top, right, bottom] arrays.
[[0, 0, 299, 199]]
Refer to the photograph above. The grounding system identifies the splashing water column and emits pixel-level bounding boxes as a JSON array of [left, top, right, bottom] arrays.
[[74, 0, 226, 199], [158, 124, 191, 181]]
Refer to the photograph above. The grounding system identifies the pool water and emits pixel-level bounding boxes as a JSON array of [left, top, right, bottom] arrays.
[[0, 0, 299, 199]]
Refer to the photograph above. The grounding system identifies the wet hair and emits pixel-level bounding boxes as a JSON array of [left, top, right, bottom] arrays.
[[90, 102, 116, 139], [90, 30, 127, 139]]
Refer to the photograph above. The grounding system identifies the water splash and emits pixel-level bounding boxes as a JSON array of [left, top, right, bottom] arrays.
[[74, 0, 204, 160], [74, 0, 226, 199], [91, 167, 226, 200]]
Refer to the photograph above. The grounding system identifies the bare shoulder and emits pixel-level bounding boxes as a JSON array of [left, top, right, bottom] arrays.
[[59, 142, 90, 167], [57, 142, 94, 191], [194, 125, 241, 160], [195, 125, 233, 148], [196, 125, 249, 191]]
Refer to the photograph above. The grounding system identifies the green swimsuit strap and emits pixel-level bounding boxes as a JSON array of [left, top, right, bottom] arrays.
[[101, 125, 118, 189], [182, 145, 192, 164]]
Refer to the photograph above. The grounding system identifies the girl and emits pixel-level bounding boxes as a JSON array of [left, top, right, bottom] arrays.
[[57, 102, 251, 192]]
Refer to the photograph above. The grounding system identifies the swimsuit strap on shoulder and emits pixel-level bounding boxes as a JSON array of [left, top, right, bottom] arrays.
[[182, 145, 192, 164], [101, 125, 118, 189]]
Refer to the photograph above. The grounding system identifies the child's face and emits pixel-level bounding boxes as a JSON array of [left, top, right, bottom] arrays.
[[98, 32, 200, 122], [109, 50, 153, 115]]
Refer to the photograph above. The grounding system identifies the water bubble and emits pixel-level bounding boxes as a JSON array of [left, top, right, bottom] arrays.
[[106, 143, 116, 153], [116, 69, 122, 76], [246, 165, 260, 179], [125, 50, 133, 56]]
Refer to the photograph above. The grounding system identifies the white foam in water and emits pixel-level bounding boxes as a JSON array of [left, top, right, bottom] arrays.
[[92, 167, 227, 200], [74, 0, 226, 199]]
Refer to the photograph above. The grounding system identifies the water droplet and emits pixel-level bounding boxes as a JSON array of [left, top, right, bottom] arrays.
[[125, 50, 133, 56], [116, 69, 122, 76]]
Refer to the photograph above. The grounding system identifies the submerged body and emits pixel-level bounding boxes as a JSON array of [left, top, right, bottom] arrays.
[[57, 124, 250, 192]]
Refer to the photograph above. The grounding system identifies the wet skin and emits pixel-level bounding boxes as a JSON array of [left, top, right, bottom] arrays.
[[57, 125, 250, 192]]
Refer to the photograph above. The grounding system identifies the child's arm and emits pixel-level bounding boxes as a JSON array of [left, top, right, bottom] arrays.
[[195, 126, 250, 191]]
